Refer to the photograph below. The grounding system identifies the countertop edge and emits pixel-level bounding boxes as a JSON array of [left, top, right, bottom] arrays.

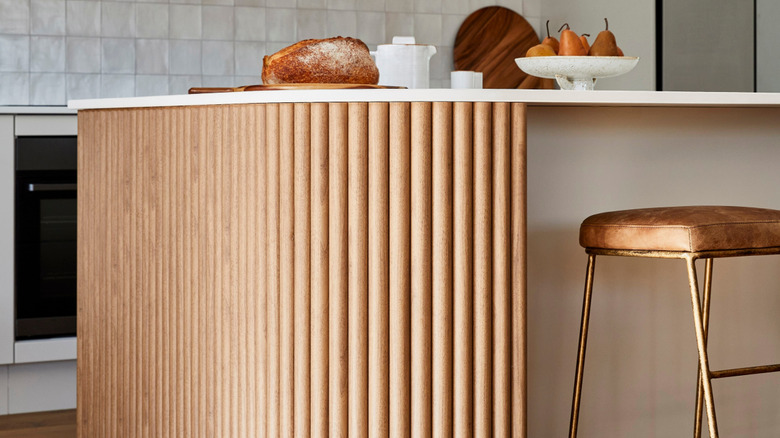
[[68, 89, 780, 110]]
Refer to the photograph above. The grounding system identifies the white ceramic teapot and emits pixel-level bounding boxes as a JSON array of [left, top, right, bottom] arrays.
[[370, 36, 437, 89]]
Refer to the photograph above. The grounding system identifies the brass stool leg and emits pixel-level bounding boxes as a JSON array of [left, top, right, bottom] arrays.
[[568, 254, 597, 438], [686, 256, 719, 438], [694, 258, 714, 438]]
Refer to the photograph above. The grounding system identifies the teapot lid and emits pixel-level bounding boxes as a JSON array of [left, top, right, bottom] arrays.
[[391, 36, 416, 45]]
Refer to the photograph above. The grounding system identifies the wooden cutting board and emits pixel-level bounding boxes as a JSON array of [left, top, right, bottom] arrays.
[[189, 84, 403, 93], [454, 6, 553, 89]]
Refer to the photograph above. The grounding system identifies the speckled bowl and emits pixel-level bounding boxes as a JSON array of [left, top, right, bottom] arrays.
[[515, 56, 639, 90]]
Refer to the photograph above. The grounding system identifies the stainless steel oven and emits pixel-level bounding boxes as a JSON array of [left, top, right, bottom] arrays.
[[15, 136, 77, 340]]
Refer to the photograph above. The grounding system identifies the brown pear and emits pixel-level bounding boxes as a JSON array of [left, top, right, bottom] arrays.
[[579, 34, 591, 53], [557, 23, 587, 56], [588, 18, 620, 56], [526, 43, 557, 57], [541, 20, 560, 54]]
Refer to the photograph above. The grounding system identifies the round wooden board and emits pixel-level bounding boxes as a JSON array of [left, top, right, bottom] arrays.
[[454, 6, 554, 89]]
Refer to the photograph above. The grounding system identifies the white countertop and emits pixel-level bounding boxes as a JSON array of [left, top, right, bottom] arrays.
[[0, 106, 75, 115], [69, 89, 780, 110]]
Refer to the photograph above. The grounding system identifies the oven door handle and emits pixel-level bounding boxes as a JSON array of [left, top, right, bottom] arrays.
[[27, 183, 77, 192]]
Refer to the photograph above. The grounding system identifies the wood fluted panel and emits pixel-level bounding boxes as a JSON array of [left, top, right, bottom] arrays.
[[78, 101, 528, 438]]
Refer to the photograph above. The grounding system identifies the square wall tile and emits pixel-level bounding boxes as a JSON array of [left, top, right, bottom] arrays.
[[415, 0, 441, 14], [297, 9, 328, 40], [202, 40, 235, 75], [66, 1, 101, 37], [327, 0, 355, 10], [235, 41, 265, 76], [203, 0, 235, 4], [0, 36, 30, 72], [136, 39, 169, 74], [137, 3, 169, 39], [101, 74, 135, 98], [327, 10, 356, 38], [385, 13, 413, 38], [135, 75, 169, 97], [235, 7, 265, 41], [170, 4, 202, 39], [440, 0, 470, 15], [498, 0, 523, 14], [31, 36, 66, 72], [0, 0, 29, 34], [102, 2, 135, 38], [235, 75, 260, 85], [66, 73, 100, 100], [469, 0, 494, 11], [30, 73, 67, 105], [356, 12, 385, 45], [0, 73, 29, 105], [265, 0, 288, 7], [31, 0, 66, 35], [66, 37, 100, 73], [386, 0, 413, 13], [267, 8, 297, 42], [203, 6, 234, 40], [102, 38, 135, 74], [414, 13, 441, 45], [202, 75, 234, 86], [236, 0, 265, 5], [265, 41, 294, 55], [355, 0, 384, 12], [170, 39, 203, 75], [169, 75, 202, 95], [297, 0, 325, 9]]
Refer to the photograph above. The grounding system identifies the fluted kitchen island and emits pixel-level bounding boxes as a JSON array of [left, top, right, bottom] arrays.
[[73, 90, 528, 438]]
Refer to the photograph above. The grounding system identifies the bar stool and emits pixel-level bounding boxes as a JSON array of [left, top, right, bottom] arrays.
[[568, 206, 780, 438]]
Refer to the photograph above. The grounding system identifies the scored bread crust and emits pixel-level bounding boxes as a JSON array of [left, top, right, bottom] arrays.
[[262, 37, 380, 85]]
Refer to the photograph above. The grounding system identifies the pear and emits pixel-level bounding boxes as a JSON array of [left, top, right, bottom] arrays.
[[557, 23, 587, 56], [526, 43, 557, 57], [588, 18, 620, 56], [579, 34, 591, 53], [541, 20, 560, 54]]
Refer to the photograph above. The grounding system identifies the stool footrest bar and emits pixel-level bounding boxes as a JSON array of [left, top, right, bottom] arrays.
[[710, 364, 780, 379]]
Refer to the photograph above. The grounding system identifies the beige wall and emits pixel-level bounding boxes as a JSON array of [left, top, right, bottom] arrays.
[[526, 105, 780, 437]]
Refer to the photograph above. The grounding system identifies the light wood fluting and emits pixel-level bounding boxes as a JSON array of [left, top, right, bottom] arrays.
[[432, 102, 454, 438], [511, 103, 528, 438], [279, 103, 296, 437], [77, 101, 528, 438], [453, 102, 474, 438], [473, 102, 493, 438], [389, 102, 412, 438], [294, 103, 312, 438], [368, 102, 390, 438], [329, 102, 350, 437], [492, 103, 512, 438], [411, 102, 433, 438], [348, 102, 369, 438], [310, 103, 330, 438]]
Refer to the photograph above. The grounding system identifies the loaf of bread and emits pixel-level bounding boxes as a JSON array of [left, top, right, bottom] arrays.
[[262, 37, 379, 85]]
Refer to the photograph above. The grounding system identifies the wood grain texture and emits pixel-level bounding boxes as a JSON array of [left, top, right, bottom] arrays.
[[454, 6, 552, 89], [77, 101, 528, 438]]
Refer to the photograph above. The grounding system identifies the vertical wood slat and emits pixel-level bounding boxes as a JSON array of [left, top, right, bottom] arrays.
[[78, 101, 528, 438], [492, 103, 512, 438], [412, 102, 433, 438], [329, 102, 350, 437], [453, 102, 474, 438], [279, 103, 296, 437], [266, 104, 281, 438], [473, 102, 493, 438], [512, 103, 529, 438], [390, 102, 412, 438], [432, 102, 453, 438], [294, 103, 312, 438], [349, 103, 370, 438], [368, 102, 390, 438], [310, 103, 330, 438]]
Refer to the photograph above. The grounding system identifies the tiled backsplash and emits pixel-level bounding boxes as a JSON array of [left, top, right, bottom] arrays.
[[0, 0, 538, 105]]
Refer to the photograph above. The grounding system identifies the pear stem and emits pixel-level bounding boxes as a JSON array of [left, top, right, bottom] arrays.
[[557, 23, 570, 32], [546, 20, 551, 38], [581, 33, 590, 37], [604, 17, 609, 31]]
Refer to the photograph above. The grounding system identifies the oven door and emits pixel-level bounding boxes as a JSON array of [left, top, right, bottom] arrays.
[[15, 136, 77, 340]]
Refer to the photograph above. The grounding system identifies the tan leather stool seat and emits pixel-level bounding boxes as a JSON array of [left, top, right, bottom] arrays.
[[579, 206, 780, 252]]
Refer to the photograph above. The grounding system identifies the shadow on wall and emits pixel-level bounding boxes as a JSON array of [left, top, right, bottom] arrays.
[[527, 225, 780, 437]]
